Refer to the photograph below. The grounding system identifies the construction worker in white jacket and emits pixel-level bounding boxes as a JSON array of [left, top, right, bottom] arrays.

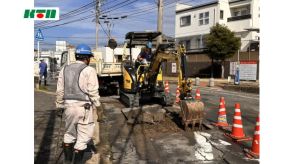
[[55, 44, 103, 164]]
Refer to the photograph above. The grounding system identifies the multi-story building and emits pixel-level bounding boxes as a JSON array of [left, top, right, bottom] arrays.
[[175, 0, 259, 52]]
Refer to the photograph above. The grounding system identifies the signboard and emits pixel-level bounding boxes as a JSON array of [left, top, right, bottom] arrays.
[[24, 7, 59, 20], [239, 61, 257, 80], [171, 63, 177, 73], [230, 62, 238, 75]]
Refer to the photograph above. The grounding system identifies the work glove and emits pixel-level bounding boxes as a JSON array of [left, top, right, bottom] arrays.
[[56, 108, 64, 118]]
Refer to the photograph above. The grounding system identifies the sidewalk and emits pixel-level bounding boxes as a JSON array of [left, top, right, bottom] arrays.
[[163, 76, 259, 94]]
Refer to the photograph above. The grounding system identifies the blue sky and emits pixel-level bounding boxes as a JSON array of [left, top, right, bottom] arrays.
[[34, 0, 212, 50]]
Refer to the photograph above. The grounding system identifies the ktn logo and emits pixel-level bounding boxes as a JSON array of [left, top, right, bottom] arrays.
[[24, 7, 59, 20]]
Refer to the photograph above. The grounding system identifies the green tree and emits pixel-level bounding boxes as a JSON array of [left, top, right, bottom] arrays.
[[205, 23, 241, 78]]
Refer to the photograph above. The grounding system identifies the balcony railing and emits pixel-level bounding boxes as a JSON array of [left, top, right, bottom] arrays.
[[186, 48, 208, 54], [227, 14, 251, 22]]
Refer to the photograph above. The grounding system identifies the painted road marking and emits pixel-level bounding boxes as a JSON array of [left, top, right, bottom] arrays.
[[218, 139, 231, 146], [194, 132, 214, 161]]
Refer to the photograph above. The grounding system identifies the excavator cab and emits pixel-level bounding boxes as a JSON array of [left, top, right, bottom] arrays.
[[120, 31, 169, 107]]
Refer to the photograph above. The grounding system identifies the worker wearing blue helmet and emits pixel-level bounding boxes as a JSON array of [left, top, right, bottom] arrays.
[[56, 44, 102, 163]]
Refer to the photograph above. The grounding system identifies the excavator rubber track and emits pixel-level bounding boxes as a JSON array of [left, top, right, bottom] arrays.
[[119, 90, 140, 107]]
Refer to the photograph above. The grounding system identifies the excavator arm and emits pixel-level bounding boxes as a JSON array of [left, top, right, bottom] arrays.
[[146, 43, 204, 130], [145, 43, 193, 98]]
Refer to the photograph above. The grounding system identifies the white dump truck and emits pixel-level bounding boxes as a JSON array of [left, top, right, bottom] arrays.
[[60, 46, 140, 95]]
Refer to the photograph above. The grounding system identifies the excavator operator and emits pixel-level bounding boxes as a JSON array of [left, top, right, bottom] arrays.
[[137, 47, 151, 64]]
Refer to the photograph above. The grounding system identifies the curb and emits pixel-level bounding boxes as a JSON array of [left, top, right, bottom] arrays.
[[222, 84, 259, 94], [163, 79, 259, 94]]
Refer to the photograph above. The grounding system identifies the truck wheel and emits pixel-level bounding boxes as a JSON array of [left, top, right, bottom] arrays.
[[116, 88, 120, 96], [160, 95, 167, 106]]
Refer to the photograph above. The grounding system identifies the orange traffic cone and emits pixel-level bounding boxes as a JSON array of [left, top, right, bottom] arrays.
[[195, 89, 201, 100], [245, 116, 260, 158], [175, 85, 180, 103], [164, 81, 170, 94], [220, 96, 225, 105], [213, 97, 229, 127], [225, 103, 252, 142]]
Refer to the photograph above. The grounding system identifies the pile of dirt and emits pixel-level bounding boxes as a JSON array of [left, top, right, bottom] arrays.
[[134, 116, 183, 138]]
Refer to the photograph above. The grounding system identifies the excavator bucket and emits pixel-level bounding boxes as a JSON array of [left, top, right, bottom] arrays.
[[180, 99, 204, 131]]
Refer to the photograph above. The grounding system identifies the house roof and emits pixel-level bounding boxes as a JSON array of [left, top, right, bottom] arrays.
[[176, 1, 218, 14], [176, 0, 251, 14]]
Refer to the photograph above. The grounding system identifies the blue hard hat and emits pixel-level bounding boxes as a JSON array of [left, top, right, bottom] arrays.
[[75, 44, 93, 56]]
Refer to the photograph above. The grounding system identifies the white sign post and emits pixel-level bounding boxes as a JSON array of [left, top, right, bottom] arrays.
[[230, 62, 238, 75], [35, 29, 44, 62]]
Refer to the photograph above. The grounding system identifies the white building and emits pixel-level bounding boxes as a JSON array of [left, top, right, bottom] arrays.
[[175, 0, 259, 52], [56, 41, 67, 52]]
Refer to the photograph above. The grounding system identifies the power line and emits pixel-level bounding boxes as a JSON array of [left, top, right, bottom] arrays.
[[42, 36, 125, 38], [35, 0, 137, 30], [99, 22, 110, 38], [101, 0, 139, 15], [35, 0, 194, 36], [39, 13, 96, 30], [108, 3, 157, 17], [35, 1, 96, 27], [35, 0, 194, 30]]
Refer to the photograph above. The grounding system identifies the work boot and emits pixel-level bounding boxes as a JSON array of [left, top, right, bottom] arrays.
[[72, 149, 85, 164], [63, 143, 74, 164]]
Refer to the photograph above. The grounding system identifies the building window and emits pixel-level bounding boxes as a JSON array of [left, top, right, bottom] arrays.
[[180, 15, 191, 27], [196, 36, 206, 48], [233, 11, 241, 16], [199, 12, 209, 26], [220, 10, 224, 20], [185, 40, 191, 50], [241, 9, 249, 15], [180, 40, 191, 50], [232, 5, 250, 17], [197, 38, 201, 48]]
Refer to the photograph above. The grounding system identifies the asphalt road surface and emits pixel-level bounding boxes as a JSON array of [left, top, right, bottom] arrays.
[[34, 81, 259, 164]]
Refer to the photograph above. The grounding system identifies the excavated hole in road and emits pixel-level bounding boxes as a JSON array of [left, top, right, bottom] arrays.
[[164, 109, 212, 132]]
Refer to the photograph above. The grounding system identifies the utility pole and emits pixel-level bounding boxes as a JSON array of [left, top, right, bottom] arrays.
[[157, 0, 163, 47], [95, 0, 101, 51]]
